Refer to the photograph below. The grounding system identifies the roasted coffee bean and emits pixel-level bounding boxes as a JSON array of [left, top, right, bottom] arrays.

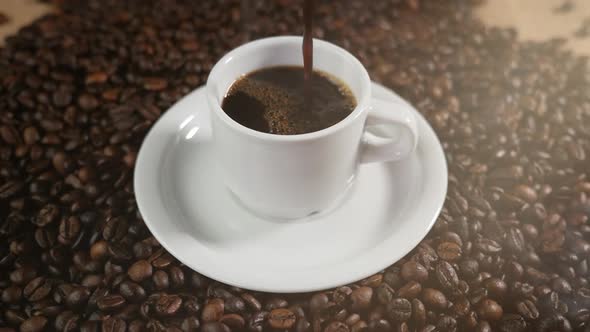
[[58, 216, 81, 245], [401, 261, 429, 282], [199, 322, 230, 332], [483, 277, 507, 300], [65, 286, 90, 307], [497, 314, 527, 332], [2, 285, 22, 303], [153, 270, 170, 290], [436, 315, 457, 332], [80, 320, 100, 332], [477, 299, 503, 321], [397, 281, 422, 299], [551, 277, 572, 294], [369, 318, 391, 332], [35, 204, 60, 227], [474, 321, 492, 332], [384, 269, 404, 289], [181, 316, 200, 332], [96, 294, 126, 311], [10, 266, 36, 285], [360, 274, 383, 287], [132, 241, 152, 259], [23, 277, 51, 302], [331, 286, 351, 306], [127, 259, 152, 282], [102, 217, 128, 241], [241, 293, 262, 311], [102, 317, 126, 332], [435, 261, 459, 291], [169, 266, 185, 288], [247, 311, 268, 332], [156, 294, 182, 316], [268, 308, 296, 329], [422, 288, 448, 311], [516, 299, 539, 320], [411, 298, 426, 327], [19, 316, 48, 332], [475, 238, 502, 254], [264, 297, 288, 311], [219, 313, 245, 329], [119, 281, 146, 302], [386, 298, 412, 321], [202, 298, 224, 322], [375, 283, 395, 305], [459, 259, 479, 279], [220, 296, 243, 314], [310, 292, 330, 314], [345, 313, 361, 326], [536, 314, 572, 332], [437, 242, 462, 261], [55, 310, 79, 331], [351, 286, 373, 310], [89, 240, 109, 261], [151, 252, 174, 269]]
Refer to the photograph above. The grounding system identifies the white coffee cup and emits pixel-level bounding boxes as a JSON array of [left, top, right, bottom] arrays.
[[206, 36, 418, 220]]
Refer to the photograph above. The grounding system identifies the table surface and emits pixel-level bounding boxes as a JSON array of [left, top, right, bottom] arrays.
[[2, 0, 590, 55]]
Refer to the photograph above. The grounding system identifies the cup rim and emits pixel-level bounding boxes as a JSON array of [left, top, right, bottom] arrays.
[[206, 36, 371, 141]]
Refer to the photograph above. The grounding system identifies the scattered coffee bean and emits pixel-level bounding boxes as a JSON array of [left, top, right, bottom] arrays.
[[386, 298, 412, 321], [477, 299, 503, 321], [310, 292, 330, 314], [350, 286, 373, 310], [401, 261, 429, 282], [127, 260, 152, 282], [268, 308, 296, 329], [19, 316, 48, 332], [422, 288, 448, 311], [437, 242, 462, 261], [96, 294, 126, 311], [102, 317, 126, 332], [202, 298, 224, 322]]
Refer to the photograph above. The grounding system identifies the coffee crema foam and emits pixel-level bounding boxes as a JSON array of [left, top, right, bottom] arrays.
[[222, 66, 356, 135]]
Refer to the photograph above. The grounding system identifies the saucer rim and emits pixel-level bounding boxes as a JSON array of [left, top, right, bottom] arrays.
[[134, 82, 448, 292]]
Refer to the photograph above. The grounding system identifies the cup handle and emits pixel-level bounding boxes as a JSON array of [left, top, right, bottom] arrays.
[[360, 97, 419, 164]]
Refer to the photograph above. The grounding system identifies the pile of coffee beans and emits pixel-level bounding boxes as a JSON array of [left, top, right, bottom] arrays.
[[1, 0, 590, 331]]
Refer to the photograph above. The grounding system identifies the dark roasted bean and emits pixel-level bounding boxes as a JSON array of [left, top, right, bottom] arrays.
[[386, 298, 411, 321], [422, 288, 447, 311], [96, 294, 126, 311], [268, 308, 296, 329], [350, 286, 373, 310], [435, 261, 459, 291], [202, 298, 224, 322], [127, 259, 152, 282], [477, 299, 503, 321], [401, 261, 429, 282], [397, 281, 422, 299], [19, 316, 48, 332]]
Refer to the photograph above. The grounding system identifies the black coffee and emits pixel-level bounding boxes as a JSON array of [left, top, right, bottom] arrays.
[[221, 66, 357, 135]]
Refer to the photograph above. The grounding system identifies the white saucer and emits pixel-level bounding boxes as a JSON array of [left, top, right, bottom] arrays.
[[134, 82, 447, 293]]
